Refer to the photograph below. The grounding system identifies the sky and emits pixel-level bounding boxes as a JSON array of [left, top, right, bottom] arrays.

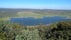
[[0, 0, 71, 10]]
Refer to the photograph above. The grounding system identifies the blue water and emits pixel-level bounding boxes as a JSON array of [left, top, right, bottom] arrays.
[[10, 16, 67, 26]]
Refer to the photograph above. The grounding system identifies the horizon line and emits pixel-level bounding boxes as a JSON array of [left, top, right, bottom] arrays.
[[0, 7, 71, 10]]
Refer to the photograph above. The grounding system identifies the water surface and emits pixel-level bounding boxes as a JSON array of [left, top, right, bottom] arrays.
[[10, 16, 67, 26]]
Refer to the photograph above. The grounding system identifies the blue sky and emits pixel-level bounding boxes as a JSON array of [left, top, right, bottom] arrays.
[[0, 0, 71, 9]]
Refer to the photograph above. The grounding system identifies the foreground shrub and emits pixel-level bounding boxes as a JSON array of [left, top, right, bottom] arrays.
[[15, 29, 42, 40], [0, 21, 71, 40]]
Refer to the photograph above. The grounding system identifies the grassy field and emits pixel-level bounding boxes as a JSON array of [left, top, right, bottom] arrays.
[[16, 11, 71, 18]]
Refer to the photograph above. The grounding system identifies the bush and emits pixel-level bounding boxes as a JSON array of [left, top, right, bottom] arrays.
[[0, 21, 71, 40]]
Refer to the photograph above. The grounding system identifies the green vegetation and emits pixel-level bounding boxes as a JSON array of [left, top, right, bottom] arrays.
[[0, 21, 71, 40], [0, 8, 71, 19]]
